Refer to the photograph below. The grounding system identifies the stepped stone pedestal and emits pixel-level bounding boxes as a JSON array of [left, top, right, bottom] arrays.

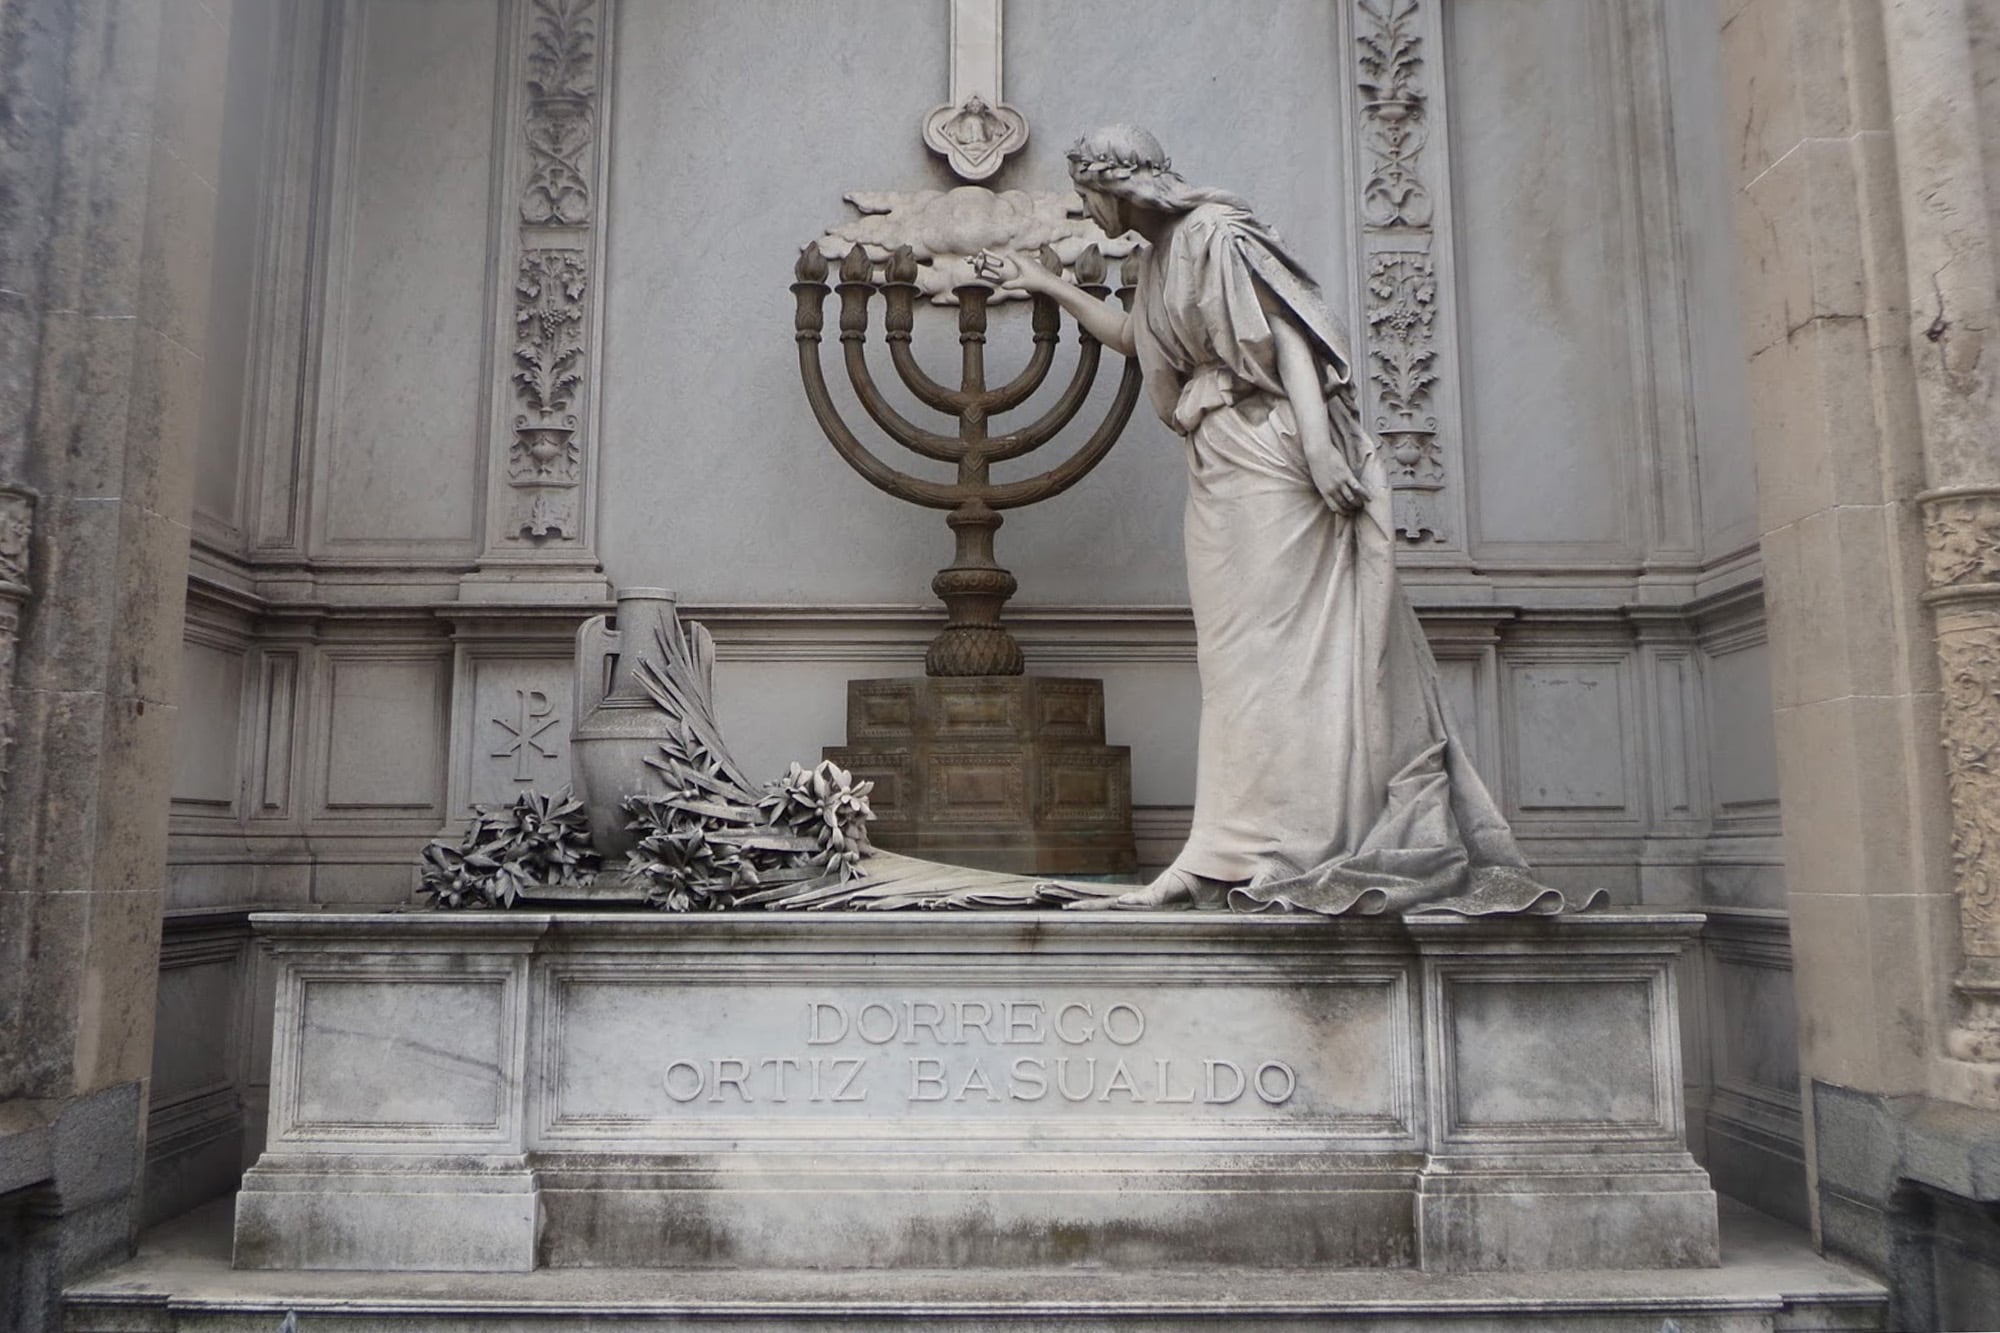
[[824, 675, 1136, 875], [232, 907, 1718, 1275]]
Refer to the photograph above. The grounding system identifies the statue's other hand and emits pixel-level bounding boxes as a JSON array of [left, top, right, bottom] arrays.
[[1316, 463, 1370, 516]]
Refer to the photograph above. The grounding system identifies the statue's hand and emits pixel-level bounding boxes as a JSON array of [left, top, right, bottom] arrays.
[[1314, 459, 1370, 516], [973, 249, 1039, 292]]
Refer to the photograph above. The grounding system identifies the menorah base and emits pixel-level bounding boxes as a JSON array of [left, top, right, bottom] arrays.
[[825, 675, 1137, 876]]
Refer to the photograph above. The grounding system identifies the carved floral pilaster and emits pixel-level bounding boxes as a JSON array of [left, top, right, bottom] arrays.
[[1924, 487, 2000, 1060], [1350, 0, 1460, 547], [482, 0, 611, 568], [0, 485, 35, 823]]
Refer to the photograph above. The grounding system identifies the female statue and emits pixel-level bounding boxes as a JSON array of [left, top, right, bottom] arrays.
[[978, 125, 1578, 915]]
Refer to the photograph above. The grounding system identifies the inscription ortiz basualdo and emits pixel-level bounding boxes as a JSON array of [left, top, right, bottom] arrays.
[[549, 982, 1393, 1129], [659, 998, 1297, 1108]]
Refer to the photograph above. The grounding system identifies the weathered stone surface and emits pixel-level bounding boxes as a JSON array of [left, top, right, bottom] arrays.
[[234, 908, 1714, 1273], [75, 1194, 1883, 1332]]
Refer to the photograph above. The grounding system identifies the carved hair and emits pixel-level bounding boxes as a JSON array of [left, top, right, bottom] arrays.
[[1066, 124, 1248, 214]]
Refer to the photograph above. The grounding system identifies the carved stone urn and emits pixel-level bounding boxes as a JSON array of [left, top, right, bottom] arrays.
[[570, 586, 686, 858]]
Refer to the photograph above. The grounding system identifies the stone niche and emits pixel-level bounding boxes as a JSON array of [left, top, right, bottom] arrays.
[[233, 910, 1717, 1273]]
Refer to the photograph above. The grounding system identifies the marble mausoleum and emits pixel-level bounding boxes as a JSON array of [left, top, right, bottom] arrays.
[[4, 0, 2000, 1329]]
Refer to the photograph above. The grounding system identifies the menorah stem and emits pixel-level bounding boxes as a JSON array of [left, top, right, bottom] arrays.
[[927, 500, 1023, 677], [957, 285, 989, 404]]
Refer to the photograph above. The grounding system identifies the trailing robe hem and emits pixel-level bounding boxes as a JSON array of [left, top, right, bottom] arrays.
[[1130, 202, 1602, 918]]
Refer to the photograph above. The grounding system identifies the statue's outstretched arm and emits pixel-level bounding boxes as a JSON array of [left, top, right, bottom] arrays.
[[973, 250, 1134, 356]]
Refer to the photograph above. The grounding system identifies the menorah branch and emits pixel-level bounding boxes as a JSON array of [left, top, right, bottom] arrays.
[[793, 235, 1140, 676]]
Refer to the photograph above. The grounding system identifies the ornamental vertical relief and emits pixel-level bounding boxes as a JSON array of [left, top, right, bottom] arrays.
[[1350, 0, 1462, 548], [1924, 486, 2000, 1060], [0, 486, 33, 821], [492, 0, 611, 558]]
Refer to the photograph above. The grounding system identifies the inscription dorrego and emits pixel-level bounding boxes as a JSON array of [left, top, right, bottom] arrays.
[[658, 997, 1298, 1108]]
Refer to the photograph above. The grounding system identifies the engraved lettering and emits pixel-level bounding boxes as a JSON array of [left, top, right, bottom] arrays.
[[808, 1002, 848, 1044], [1010, 1056, 1048, 1100], [1154, 1057, 1196, 1103], [829, 1056, 868, 1102], [910, 1056, 948, 1101], [663, 1059, 704, 1103], [709, 1057, 751, 1102], [952, 999, 998, 1044], [857, 1001, 898, 1044], [1102, 1002, 1145, 1046], [1055, 1002, 1094, 1044], [1254, 1060, 1297, 1106], [1203, 1058, 1245, 1104], [1004, 1000, 1044, 1044], [1056, 1056, 1096, 1101], [1098, 1057, 1141, 1102], [758, 1055, 802, 1101], [954, 1062, 1000, 1102], [905, 1000, 947, 1045]]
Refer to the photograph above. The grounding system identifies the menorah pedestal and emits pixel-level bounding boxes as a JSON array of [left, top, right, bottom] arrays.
[[824, 675, 1137, 876]]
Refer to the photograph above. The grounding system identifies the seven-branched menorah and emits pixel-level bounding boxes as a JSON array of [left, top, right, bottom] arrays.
[[793, 242, 1141, 676]]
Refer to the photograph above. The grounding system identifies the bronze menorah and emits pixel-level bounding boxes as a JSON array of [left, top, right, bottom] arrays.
[[793, 242, 1141, 676]]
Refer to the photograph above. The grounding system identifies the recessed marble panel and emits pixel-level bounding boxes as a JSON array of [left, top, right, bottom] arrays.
[[151, 949, 241, 1103], [1446, 977, 1659, 1132], [541, 975, 1406, 1138], [1711, 948, 1800, 1097], [321, 654, 446, 813], [292, 978, 505, 1132], [462, 657, 574, 809], [1707, 643, 1779, 817], [1448, 0, 1636, 553], [172, 639, 244, 811], [318, 0, 496, 550], [1509, 663, 1630, 814]]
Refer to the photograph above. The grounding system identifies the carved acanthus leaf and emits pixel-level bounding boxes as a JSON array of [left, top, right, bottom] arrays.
[[521, 0, 596, 226], [1940, 625, 2000, 933], [1357, 0, 1432, 230], [1366, 250, 1439, 425], [0, 487, 33, 591], [1925, 492, 2000, 589]]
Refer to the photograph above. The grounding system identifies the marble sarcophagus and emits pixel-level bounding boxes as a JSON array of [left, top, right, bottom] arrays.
[[233, 909, 1718, 1274]]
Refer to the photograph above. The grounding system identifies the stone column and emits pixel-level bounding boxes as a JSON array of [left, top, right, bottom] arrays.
[[0, 0, 222, 1327], [1877, 0, 2000, 1069]]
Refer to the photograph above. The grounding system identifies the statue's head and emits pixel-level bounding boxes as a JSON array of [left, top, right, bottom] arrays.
[[1066, 125, 1225, 233]]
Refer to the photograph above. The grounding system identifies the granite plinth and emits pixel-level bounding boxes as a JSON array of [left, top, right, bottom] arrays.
[[823, 676, 1136, 875], [232, 909, 1718, 1274]]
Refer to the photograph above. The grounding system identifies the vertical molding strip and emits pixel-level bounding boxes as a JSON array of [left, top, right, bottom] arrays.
[[1347, 0, 1468, 556], [473, 0, 613, 596]]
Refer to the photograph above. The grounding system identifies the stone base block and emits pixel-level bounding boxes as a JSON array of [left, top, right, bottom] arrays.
[[1415, 1165, 1721, 1271], [233, 1164, 538, 1272], [825, 675, 1135, 875], [233, 908, 1717, 1274]]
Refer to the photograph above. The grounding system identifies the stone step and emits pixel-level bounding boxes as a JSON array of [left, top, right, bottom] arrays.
[[64, 1198, 1887, 1333]]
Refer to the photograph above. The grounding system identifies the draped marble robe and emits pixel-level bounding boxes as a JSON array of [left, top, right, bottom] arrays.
[[1130, 202, 1598, 916]]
